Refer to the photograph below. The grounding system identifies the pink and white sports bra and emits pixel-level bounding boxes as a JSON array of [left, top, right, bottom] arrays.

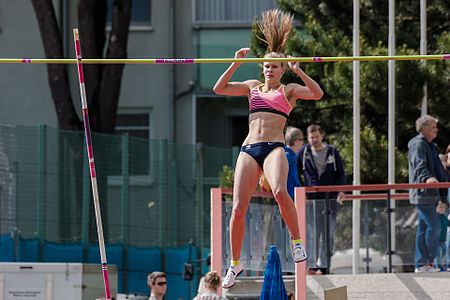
[[249, 84, 292, 118]]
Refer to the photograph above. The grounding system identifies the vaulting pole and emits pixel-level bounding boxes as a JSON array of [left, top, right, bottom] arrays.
[[73, 28, 111, 300]]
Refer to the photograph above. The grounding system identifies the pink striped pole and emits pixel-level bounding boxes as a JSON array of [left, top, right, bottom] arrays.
[[73, 28, 111, 300]]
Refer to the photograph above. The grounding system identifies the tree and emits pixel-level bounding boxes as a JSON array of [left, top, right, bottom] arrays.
[[31, 0, 132, 133], [31, 0, 132, 242], [251, 0, 449, 183]]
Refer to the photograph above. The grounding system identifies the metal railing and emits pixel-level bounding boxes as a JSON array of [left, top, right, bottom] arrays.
[[210, 182, 450, 300]]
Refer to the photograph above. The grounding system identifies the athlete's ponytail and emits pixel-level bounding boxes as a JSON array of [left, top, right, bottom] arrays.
[[256, 9, 293, 55]]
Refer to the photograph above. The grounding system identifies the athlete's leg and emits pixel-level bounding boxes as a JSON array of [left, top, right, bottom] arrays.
[[263, 147, 300, 239], [223, 152, 261, 288], [230, 152, 261, 261]]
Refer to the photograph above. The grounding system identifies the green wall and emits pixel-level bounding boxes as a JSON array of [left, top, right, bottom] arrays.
[[196, 29, 260, 89]]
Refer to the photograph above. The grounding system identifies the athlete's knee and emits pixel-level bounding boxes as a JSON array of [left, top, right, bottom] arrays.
[[272, 188, 290, 204]]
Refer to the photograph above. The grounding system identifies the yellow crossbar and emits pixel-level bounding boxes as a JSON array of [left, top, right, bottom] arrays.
[[0, 54, 448, 64]]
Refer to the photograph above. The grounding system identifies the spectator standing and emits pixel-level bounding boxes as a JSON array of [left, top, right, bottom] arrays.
[[147, 271, 167, 300], [192, 271, 226, 300], [284, 126, 304, 199], [408, 115, 448, 273], [298, 124, 346, 274]]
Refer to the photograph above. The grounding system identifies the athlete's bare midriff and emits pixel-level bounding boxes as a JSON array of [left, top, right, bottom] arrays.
[[242, 112, 286, 145]]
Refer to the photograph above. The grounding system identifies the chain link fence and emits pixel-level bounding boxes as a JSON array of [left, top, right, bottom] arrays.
[[0, 124, 236, 296]]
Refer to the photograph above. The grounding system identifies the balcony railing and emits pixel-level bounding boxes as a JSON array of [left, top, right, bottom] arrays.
[[193, 0, 278, 26]]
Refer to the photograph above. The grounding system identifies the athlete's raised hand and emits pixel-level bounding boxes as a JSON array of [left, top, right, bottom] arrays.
[[234, 48, 251, 59], [287, 55, 301, 72]]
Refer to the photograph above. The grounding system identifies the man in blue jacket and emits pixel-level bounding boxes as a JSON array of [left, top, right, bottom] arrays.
[[298, 124, 346, 274], [408, 115, 448, 273]]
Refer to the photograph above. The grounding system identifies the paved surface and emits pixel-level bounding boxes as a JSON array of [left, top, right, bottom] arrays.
[[223, 272, 450, 299]]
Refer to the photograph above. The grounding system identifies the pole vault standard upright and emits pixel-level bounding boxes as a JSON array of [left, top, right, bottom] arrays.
[[73, 28, 112, 300]]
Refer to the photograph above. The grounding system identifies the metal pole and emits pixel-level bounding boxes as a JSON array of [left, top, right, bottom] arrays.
[[170, 142, 178, 245], [121, 134, 129, 292], [364, 201, 370, 273], [159, 140, 168, 246], [195, 143, 204, 250], [325, 192, 331, 274], [121, 134, 129, 245], [386, 190, 393, 273], [352, 0, 361, 274], [37, 124, 46, 261], [388, 0, 397, 260], [420, 0, 428, 116]]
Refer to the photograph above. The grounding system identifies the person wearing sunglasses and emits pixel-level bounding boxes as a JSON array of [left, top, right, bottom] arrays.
[[147, 271, 167, 300]]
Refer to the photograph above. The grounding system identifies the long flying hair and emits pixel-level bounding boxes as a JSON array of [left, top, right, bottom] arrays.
[[256, 9, 293, 55]]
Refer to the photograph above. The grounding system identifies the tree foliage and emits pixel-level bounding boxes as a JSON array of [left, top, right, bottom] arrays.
[[335, 125, 408, 184], [251, 0, 450, 184]]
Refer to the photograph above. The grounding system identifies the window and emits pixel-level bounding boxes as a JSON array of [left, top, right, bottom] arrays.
[[115, 113, 150, 139], [194, 0, 278, 26], [107, 0, 151, 29], [115, 112, 152, 180]]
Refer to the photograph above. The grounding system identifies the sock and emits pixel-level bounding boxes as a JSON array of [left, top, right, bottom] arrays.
[[292, 239, 303, 246], [231, 260, 241, 267]]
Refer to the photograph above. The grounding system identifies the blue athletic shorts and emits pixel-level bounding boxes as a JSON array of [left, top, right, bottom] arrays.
[[240, 142, 285, 169]]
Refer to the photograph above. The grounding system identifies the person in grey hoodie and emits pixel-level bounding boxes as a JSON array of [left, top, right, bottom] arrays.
[[408, 115, 448, 273], [298, 124, 346, 274]]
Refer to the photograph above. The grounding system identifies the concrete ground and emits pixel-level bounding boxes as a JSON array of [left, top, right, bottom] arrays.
[[223, 272, 450, 299]]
